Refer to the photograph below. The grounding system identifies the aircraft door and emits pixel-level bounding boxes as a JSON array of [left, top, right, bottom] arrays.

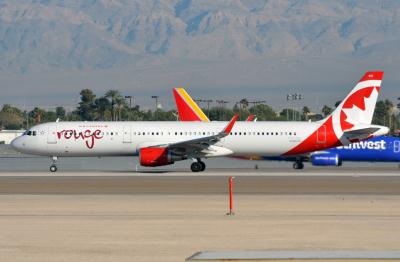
[[47, 125, 57, 144], [317, 125, 326, 144], [394, 141, 400, 153], [123, 126, 132, 143]]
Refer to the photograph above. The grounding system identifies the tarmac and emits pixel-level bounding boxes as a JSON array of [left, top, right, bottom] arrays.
[[0, 168, 399, 262], [0, 171, 399, 194]]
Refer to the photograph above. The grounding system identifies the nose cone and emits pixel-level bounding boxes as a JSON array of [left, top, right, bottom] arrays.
[[10, 137, 23, 152]]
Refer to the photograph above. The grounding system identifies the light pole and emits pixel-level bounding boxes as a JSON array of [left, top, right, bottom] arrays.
[[124, 95, 133, 121], [151, 95, 159, 120], [125, 96, 133, 110], [216, 100, 229, 120], [286, 94, 302, 121]]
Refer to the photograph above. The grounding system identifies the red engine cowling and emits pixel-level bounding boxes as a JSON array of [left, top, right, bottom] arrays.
[[139, 147, 185, 167]]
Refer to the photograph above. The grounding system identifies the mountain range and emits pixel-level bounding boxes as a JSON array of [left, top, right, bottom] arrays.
[[0, 0, 399, 108]]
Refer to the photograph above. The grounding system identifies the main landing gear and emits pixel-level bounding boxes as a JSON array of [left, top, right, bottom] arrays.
[[50, 156, 58, 173], [293, 161, 304, 170], [191, 159, 206, 172]]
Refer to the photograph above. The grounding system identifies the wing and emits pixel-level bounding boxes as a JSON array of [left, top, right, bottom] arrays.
[[151, 115, 238, 158]]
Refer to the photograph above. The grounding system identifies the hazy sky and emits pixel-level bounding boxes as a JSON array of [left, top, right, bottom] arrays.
[[0, 57, 398, 112], [1, 0, 400, 112]]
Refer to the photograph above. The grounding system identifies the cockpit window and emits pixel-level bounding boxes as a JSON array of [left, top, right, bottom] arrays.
[[25, 130, 37, 136]]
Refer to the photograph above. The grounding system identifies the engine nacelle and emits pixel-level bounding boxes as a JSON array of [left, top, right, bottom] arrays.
[[311, 153, 342, 166], [139, 147, 185, 167]]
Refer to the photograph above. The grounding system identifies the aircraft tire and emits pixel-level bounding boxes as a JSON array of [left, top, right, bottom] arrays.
[[50, 165, 58, 173], [191, 162, 202, 172], [199, 161, 206, 172], [293, 162, 304, 170]]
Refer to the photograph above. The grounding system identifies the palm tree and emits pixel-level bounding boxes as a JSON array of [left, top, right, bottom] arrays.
[[322, 105, 332, 117], [105, 90, 125, 121], [239, 98, 249, 120], [302, 106, 310, 120]]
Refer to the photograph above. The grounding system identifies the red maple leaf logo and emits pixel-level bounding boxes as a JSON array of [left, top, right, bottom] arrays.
[[340, 86, 379, 131]]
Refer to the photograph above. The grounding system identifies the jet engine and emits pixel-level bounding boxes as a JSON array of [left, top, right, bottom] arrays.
[[311, 153, 342, 166], [139, 147, 185, 167]]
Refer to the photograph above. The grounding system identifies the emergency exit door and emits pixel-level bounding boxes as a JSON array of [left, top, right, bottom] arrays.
[[123, 126, 132, 143], [47, 125, 57, 144]]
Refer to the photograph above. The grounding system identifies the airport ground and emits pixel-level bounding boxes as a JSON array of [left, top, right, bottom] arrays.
[[0, 167, 400, 262]]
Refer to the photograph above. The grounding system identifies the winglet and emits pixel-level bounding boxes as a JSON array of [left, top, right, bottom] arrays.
[[246, 115, 255, 122], [222, 114, 239, 135]]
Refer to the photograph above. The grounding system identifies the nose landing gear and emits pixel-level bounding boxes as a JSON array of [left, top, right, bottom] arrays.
[[50, 156, 58, 173]]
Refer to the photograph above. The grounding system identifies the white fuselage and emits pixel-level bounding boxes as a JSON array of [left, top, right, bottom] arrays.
[[12, 121, 325, 157]]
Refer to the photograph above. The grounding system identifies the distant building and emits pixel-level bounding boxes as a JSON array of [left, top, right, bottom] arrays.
[[0, 130, 25, 144]]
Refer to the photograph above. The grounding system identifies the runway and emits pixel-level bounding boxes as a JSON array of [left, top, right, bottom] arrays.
[[0, 169, 399, 262], [0, 170, 399, 194]]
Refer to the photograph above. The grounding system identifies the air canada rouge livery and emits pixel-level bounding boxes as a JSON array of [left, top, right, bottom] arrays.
[[11, 72, 389, 172]]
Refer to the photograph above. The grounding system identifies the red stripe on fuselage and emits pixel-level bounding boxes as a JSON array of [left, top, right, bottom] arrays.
[[283, 116, 341, 156]]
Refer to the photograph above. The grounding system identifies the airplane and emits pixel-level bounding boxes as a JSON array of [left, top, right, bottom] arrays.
[[173, 74, 397, 169], [11, 71, 389, 172], [255, 136, 400, 168]]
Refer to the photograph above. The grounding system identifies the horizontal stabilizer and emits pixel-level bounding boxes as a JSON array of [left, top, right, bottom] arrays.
[[342, 125, 389, 141]]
